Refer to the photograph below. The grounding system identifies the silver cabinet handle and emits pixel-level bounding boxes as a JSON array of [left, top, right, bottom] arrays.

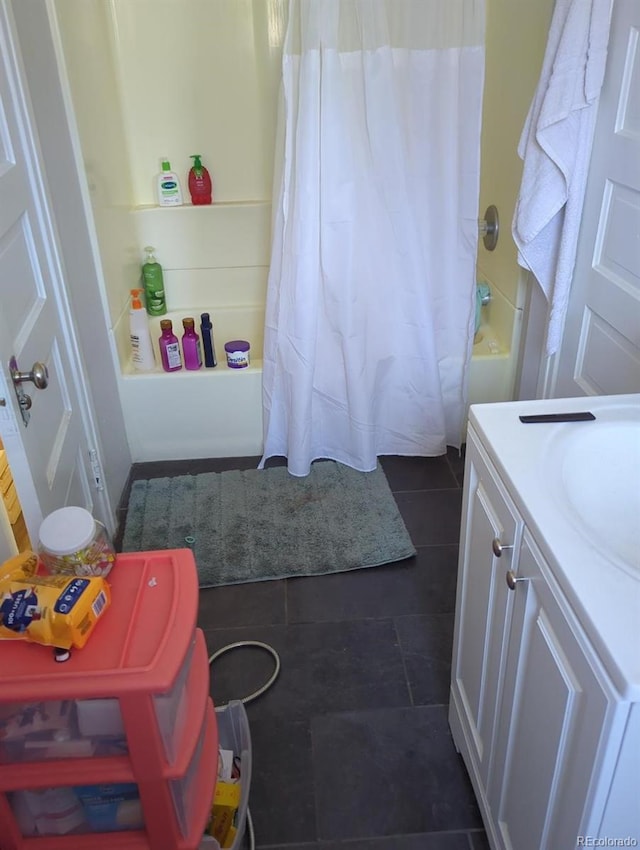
[[506, 570, 527, 591], [492, 537, 514, 558]]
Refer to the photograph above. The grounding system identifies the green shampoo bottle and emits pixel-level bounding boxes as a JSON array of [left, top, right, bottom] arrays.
[[141, 246, 167, 316]]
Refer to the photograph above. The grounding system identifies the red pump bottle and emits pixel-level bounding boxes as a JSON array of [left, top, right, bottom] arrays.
[[188, 154, 213, 205]]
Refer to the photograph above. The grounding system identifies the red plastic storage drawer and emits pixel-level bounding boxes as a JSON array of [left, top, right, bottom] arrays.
[[0, 550, 217, 850]]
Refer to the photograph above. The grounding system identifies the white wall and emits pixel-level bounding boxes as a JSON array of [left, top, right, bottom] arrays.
[[477, 0, 554, 364], [54, 0, 284, 374], [54, 0, 137, 329], [110, 0, 285, 206]]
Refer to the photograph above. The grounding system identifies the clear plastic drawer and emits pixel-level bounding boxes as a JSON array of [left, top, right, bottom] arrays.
[[153, 634, 195, 764], [170, 714, 206, 838], [10, 782, 144, 836], [0, 635, 196, 765], [0, 698, 127, 763]]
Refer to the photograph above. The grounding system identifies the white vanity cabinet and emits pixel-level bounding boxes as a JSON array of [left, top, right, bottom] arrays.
[[450, 404, 640, 850], [448, 432, 523, 794], [487, 531, 611, 850]]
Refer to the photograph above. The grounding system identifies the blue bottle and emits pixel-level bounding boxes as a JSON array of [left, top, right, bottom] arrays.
[[200, 313, 217, 367]]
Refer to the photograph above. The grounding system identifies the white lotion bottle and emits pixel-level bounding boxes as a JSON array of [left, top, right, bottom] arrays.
[[156, 158, 183, 206], [129, 289, 156, 371]]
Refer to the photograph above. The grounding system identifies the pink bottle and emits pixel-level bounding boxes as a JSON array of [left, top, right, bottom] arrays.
[[181, 317, 203, 370], [159, 319, 182, 372]]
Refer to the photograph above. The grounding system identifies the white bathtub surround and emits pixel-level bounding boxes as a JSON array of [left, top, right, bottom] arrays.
[[512, 0, 612, 355], [468, 281, 523, 408], [469, 328, 512, 410], [114, 307, 265, 461], [261, 0, 486, 476], [119, 366, 264, 462]]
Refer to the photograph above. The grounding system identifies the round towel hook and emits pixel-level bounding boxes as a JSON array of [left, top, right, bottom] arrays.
[[479, 205, 499, 251]]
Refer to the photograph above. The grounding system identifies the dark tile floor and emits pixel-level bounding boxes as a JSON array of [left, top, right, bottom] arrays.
[[115, 450, 491, 850]]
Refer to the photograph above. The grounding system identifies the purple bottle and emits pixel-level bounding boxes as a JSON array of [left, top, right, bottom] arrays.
[[181, 317, 203, 370], [159, 319, 182, 372]]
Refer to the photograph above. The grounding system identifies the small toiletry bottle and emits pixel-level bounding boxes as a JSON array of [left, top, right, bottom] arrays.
[[156, 158, 183, 206], [159, 319, 182, 372], [128, 289, 155, 371], [141, 246, 167, 316], [181, 317, 202, 370], [188, 155, 213, 205], [200, 313, 217, 367]]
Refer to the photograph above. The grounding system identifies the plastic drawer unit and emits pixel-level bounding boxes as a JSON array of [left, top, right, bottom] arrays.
[[0, 549, 218, 850]]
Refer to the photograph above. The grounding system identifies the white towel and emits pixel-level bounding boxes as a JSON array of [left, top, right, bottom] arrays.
[[512, 0, 612, 355]]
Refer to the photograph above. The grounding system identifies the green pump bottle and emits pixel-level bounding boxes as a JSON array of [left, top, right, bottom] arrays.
[[141, 246, 167, 316]]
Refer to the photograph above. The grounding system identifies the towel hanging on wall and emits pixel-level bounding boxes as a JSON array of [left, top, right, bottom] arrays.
[[512, 0, 612, 356]]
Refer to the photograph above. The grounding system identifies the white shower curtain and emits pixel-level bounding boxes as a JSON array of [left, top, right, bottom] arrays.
[[260, 0, 485, 476]]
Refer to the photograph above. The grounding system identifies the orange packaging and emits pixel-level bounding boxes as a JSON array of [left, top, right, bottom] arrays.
[[0, 551, 110, 650]]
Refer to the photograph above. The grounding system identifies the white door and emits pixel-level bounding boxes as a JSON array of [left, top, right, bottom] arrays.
[[554, 0, 640, 397], [0, 2, 108, 556]]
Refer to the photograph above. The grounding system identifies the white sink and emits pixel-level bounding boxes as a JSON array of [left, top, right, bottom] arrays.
[[549, 409, 640, 577]]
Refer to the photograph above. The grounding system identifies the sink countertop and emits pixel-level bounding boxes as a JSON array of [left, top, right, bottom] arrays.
[[469, 393, 640, 700]]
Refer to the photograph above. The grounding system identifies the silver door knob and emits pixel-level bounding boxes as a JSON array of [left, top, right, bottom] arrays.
[[492, 537, 514, 558], [10, 359, 49, 389], [506, 570, 527, 591]]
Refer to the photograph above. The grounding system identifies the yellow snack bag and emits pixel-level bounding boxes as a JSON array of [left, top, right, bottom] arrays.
[[0, 552, 110, 650]]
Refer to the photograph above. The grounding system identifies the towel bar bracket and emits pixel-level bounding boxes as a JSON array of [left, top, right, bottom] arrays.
[[478, 205, 499, 251]]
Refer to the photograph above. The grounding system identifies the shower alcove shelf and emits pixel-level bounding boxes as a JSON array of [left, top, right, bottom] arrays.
[[113, 202, 270, 462]]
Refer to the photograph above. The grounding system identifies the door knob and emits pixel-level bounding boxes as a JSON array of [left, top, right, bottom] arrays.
[[8, 356, 48, 427], [10, 358, 49, 390]]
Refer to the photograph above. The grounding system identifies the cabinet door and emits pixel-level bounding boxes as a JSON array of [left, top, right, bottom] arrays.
[[489, 531, 611, 850], [450, 430, 523, 788]]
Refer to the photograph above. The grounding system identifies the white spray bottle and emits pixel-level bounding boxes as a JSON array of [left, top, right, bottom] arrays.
[[129, 288, 156, 371]]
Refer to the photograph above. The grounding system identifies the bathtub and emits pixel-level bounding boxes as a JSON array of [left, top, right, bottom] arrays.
[[117, 307, 266, 462], [117, 306, 518, 461], [468, 323, 514, 408], [468, 281, 521, 411]]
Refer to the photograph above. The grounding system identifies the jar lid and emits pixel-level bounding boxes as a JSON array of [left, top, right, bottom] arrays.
[[38, 506, 96, 555], [224, 340, 250, 352]]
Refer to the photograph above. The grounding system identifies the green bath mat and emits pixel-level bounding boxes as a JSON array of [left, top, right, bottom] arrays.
[[121, 461, 416, 588]]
